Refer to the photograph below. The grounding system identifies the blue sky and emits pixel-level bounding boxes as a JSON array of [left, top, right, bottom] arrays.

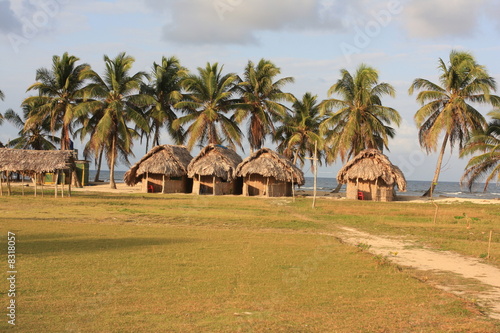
[[1, 0, 500, 183]]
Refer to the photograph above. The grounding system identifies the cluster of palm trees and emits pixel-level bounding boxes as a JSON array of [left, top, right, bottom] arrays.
[[0, 50, 498, 193]]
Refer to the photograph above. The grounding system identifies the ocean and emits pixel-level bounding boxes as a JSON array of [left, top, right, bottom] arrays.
[[90, 170, 500, 200]]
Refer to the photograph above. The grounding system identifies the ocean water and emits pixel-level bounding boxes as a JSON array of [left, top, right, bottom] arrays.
[[89, 170, 500, 200]]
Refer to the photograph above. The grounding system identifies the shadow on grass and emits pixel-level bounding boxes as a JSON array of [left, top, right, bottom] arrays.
[[21, 237, 197, 255]]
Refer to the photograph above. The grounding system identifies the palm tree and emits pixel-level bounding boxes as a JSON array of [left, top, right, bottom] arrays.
[[320, 64, 401, 163], [76, 52, 152, 189], [276, 92, 325, 167], [173, 62, 242, 150], [141, 56, 187, 149], [409, 50, 500, 196], [235, 59, 295, 151], [23, 52, 88, 150], [3, 103, 60, 150], [460, 110, 500, 191]]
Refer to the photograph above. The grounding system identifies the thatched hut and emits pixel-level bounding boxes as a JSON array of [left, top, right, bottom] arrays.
[[124, 145, 193, 193], [235, 148, 305, 197], [188, 144, 243, 195], [0, 148, 77, 196], [337, 149, 406, 202]]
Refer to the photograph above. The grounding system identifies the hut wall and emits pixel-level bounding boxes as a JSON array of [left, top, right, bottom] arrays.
[[145, 174, 163, 193], [163, 175, 191, 194], [192, 175, 237, 195], [242, 175, 292, 197], [243, 174, 267, 196], [346, 179, 395, 202]]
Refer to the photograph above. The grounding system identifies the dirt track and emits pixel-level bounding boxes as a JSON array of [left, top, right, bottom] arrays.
[[336, 227, 500, 320]]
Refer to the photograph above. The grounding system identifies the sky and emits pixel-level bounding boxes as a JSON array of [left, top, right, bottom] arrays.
[[1, 0, 500, 184]]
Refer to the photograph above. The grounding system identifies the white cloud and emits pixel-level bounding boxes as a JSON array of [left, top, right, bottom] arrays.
[[146, 0, 379, 45], [402, 0, 489, 38]]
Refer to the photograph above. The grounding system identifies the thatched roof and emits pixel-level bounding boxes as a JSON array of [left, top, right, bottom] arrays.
[[0, 148, 75, 173], [336, 149, 406, 191], [235, 148, 305, 185], [124, 145, 193, 186], [187, 144, 242, 181]]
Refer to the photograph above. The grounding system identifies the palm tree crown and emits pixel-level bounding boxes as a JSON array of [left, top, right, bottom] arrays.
[[173, 62, 242, 150], [320, 64, 401, 164], [141, 56, 188, 149], [235, 59, 295, 151], [276, 92, 325, 167], [460, 110, 500, 191], [23, 52, 88, 150], [409, 50, 500, 196], [76, 52, 152, 189]]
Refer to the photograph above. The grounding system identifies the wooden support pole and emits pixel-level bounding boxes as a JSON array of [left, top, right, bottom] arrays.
[[55, 171, 59, 198], [61, 171, 64, 198], [34, 174, 37, 197], [7, 171, 11, 196], [162, 174, 165, 194], [213, 176, 216, 196], [68, 171, 72, 197], [0, 171, 3, 196], [21, 175, 24, 196]]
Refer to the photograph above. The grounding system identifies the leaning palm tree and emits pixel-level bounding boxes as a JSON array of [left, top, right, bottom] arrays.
[[235, 59, 295, 151], [276, 92, 325, 167], [141, 56, 188, 149], [76, 52, 152, 189], [23, 52, 88, 150], [409, 50, 500, 196], [320, 64, 401, 163], [460, 110, 500, 191], [173, 62, 242, 150], [3, 103, 60, 150]]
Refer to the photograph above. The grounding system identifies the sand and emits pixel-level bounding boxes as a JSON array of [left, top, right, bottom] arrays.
[[335, 227, 500, 320]]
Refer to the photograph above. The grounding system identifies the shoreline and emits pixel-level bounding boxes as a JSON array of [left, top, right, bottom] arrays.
[[69, 182, 500, 204]]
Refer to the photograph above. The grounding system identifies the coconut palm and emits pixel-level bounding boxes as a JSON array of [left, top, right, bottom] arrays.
[[276, 92, 325, 167], [409, 50, 500, 196], [3, 102, 60, 150], [235, 59, 295, 151], [320, 64, 400, 164], [460, 110, 500, 191], [23, 52, 88, 150], [76, 52, 152, 189], [173, 62, 242, 150], [141, 56, 187, 149]]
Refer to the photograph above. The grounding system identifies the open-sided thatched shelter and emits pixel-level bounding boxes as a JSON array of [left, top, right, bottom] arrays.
[[124, 145, 193, 193], [0, 148, 77, 196], [337, 149, 406, 202], [235, 148, 305, 197], [188, 144, 243, 195]]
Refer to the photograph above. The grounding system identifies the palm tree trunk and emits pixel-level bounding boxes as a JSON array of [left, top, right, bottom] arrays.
[[109, 136, 117, 189], [94, 147, 104, 182], [423, 133, 449, 197]]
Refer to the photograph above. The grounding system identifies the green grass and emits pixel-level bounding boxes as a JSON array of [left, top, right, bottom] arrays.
[[1, 190, 499, 332]]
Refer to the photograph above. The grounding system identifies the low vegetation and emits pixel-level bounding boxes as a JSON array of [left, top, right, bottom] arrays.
[[2, 190, 499, 332]]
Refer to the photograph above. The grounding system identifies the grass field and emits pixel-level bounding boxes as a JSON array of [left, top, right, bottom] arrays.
[[1, 190, 499, 332]]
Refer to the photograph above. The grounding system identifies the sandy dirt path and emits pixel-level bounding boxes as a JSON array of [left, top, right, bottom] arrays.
[[336, 227, 500, 320]]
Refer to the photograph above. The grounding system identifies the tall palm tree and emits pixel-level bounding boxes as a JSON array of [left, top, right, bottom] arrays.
[[409, 50, 500, 196], [76, 52, 152, 189], [23, 52, 88, 150], [235, 59, 295, 151], [141, 56, 187, 149], [173, 62, 242, 150], [276, 92, 325, 167], [460, 110, 500, 191], [320, 64, 400, 164], [3, 103, 60, 150]]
